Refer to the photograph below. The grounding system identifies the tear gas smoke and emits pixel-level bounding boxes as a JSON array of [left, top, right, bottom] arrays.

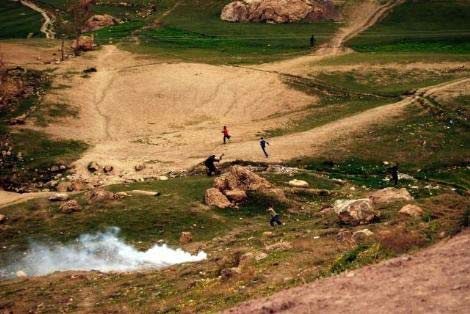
[[0, 227, 206, 278]]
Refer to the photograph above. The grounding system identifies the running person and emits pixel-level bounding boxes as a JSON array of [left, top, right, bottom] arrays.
[[267, 205, 282, 227], [259, 137, 270, 157], [222, 126, 231, 144]]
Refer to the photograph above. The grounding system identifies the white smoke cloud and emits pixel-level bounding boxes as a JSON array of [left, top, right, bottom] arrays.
[[1, 227, 206, 278]]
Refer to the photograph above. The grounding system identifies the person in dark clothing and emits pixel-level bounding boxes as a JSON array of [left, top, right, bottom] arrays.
[[222, 126, 231, 144], [260, 137, 270, 158], [267, 205, 282, 227], [310, 35, 316, 48], [204, 154, 223, 176], [388, 163, 399, 186]]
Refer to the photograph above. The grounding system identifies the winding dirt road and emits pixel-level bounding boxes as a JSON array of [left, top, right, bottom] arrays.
[[19, 0, 55, 39]]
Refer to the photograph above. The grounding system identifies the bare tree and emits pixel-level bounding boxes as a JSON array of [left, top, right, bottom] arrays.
[[67, 0, 95, 55]]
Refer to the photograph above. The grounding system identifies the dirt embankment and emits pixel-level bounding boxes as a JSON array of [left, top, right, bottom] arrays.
[[226, 229, 470, 313]]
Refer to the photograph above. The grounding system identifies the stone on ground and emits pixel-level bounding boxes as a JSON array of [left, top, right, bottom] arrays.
[[352, 229, 374, 242], [71, 36, 94, 52], [369, 187, 413, 205], [0, 214, 6, 223], [265, 241, 293, 252], [288, 179, 309, 188], [49, 193, 69, 202], [214, 165, 272, 192], [205, 188, 232, 209], [179, 231, 193, 245], [334, 198, 377, 225], [83, 14, 119, 32], [399, 204, 424, 217], [86, 188, 117, 203], [59, 200, 82, 214], [225, 189, 248, 203]]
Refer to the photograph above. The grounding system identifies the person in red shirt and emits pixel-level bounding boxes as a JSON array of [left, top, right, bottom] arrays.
[[222, 126, 231, 144]]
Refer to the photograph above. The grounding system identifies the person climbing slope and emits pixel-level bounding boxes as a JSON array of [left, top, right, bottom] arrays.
[[222, 126, 231, 144], [259, 137, 270, 157]]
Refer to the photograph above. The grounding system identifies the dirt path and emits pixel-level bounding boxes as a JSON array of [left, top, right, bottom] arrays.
[[19, 0, 55, 39], [0, 190, 56, 209], [225, 229, 470, 313], [258, 0, 405, 75]]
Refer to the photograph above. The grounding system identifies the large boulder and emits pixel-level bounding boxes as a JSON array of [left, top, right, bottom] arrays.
[[369, 188, 413, 205], [221, 0, 340, 23], [205, 188, 232, 209], [83, 14, 119, 32], [214, 165, 272, 192], [220, 1, 251, 22], [399, 204, 424, 217], [71, 35, 94, 52], [334, 198, 378, 225]]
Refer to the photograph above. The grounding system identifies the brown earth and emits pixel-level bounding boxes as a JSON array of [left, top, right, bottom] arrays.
[[225, 229, 470, 313]]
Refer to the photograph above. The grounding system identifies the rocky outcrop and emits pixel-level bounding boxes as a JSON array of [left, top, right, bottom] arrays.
[[369, 188, 413, 205], [206, 165, 286, 208], [334, 199, 378, 225], [83, 14, 119, 32], [399, 204, 424, 217], [221, 0, 340, 23]]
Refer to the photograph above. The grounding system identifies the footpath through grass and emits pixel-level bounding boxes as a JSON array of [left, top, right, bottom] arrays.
[[348, 0, 470, 53], [0, 1, 43, 39]]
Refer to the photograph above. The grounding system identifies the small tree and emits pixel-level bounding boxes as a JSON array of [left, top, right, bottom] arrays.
[[67, 0, 95, 55]]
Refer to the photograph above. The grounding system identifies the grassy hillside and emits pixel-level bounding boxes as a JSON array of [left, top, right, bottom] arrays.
[[0, 1, 43, 39], [349, 0, 470, 53]]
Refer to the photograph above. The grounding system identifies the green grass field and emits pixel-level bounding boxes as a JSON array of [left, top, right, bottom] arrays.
[[349, 0, 470, 53], [0, 1, 43, 39]]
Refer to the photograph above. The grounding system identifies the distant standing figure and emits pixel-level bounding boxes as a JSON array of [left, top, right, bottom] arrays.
[[260, 137, 270, 158], [388, 163, 399, 186], [267, 205, 282, 227], [204, 154, 223, 176], [222, 126, 231, 144], [310, 35, 316, 48]]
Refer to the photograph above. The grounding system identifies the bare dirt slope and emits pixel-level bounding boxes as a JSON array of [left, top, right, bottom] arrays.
[[226, 229, 470, 314]]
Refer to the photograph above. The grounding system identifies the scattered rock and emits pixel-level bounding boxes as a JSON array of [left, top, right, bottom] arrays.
[[59, 200, 82, 213], [220, 267, 240, 280], [399, 204, 424, 217], [115, 191, 130, 198], [320, 205, 333, 215], [16, 270, 28, 278], [221, 0, 340, 23], [205, 188, 232, 209], [56, 181, 72, 192], [369, 187, 413, 205], [87, 161, 100, 173], [130, 190, 161, 197], [179, 231, 193, 245], [336, 229, 353, 242], [103, 165, 114, 173], [224, 189, 248, 203], [334, 198, 378, 225], [8, 113, 27, 125], [135, 164, 145, 172], [49, 193, 69, 202], [0, 214, 6, 224], [86, 189, 117, 203], [288, 179, 309, 188], [83, 14, 119, 32], [262, 231, 274, 238], [158, 175, 169, 181], [239, 252, 255, 269], [352, 229, 374, 242], [70, 180, 86, 191], [265, 241, 292, 252], [255, 252, 268, 261]]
